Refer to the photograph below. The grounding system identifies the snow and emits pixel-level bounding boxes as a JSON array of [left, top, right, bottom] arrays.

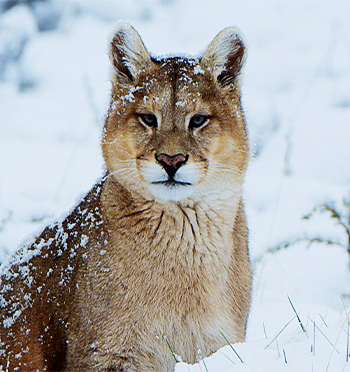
[[193, 64, 205, 75], [1, 0, 350, 370]]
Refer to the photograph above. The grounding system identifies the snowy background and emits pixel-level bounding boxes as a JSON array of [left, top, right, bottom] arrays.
[[1, 0, 350, 370]]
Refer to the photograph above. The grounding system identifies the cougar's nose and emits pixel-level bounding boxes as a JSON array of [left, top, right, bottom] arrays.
[[155, 153, 189, 178]]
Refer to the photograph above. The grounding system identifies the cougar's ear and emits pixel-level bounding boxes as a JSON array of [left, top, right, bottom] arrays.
[[201, 27, 246, 89], [110, 22, 151, 85]]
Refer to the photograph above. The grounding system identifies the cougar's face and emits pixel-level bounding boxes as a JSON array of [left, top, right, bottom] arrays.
[[103, 58, 248, 203]]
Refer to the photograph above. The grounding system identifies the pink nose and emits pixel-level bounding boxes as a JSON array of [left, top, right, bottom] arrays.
[[155, 153, 189, 178]]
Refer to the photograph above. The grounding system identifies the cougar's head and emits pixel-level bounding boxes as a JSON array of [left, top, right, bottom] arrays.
[[102, 22, 249, 204]]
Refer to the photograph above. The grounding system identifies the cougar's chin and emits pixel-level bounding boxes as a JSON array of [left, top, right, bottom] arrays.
[[148, 182, 194, 202], [142, 163, 199, 202]]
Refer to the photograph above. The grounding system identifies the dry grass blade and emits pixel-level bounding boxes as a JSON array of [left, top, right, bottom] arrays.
[[340, 295, 350, 362], [347, 321, 349, 363], [319, 313, 328, 328], [275, 338, 280, 358], [288, 296, 308, 336], [219, 350, 236, 365], [197, 348, 209, 372], [263, 322, 268, 339], [283, 349, 287, 363], [313, 320, 316, 356], [202, 359, 209, 372], [325, 317, 346, 372], [220, 331, 244, 364], [163, 335, 180, 363], [265, 315, 296, 349], [307, 316, 340, 354]]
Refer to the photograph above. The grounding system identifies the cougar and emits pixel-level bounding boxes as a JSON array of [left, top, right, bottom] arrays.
[[0, 23, 252, 371]]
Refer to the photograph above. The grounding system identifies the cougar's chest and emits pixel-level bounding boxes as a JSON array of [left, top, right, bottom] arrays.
[[107, 199, 236, 319]]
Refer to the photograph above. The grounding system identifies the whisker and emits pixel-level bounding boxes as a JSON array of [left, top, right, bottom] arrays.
[[108, 168, 137, 176], [216, 169, 244, 176], [234, 147, 249, 154], [209, 162, 245, 177], [106, 168, 139, 182], [210, 164, 243, 172], [106, 148, 134, 158], [113, 158, 135, 163]]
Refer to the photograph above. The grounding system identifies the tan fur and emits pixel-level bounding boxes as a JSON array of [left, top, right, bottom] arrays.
[[0, 23, 251, 371]]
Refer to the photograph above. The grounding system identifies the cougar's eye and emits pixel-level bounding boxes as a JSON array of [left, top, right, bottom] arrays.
[[139, 113, 158, 128], [189, 115, 209, 129]]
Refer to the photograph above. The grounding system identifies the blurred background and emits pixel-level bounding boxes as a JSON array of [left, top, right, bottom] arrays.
[[1, 1, 350, 370]]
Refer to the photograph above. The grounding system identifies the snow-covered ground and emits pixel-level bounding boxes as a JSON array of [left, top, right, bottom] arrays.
[[1, 0, 350, 370]]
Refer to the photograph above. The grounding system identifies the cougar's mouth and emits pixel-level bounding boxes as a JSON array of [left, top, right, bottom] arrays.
[[152, 179, 192, 187], [141, 161, 200, 201]]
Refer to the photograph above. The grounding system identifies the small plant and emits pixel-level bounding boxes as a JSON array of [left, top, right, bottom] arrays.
[[257, 196, 350, 268], [303, 198, 350, 259]]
